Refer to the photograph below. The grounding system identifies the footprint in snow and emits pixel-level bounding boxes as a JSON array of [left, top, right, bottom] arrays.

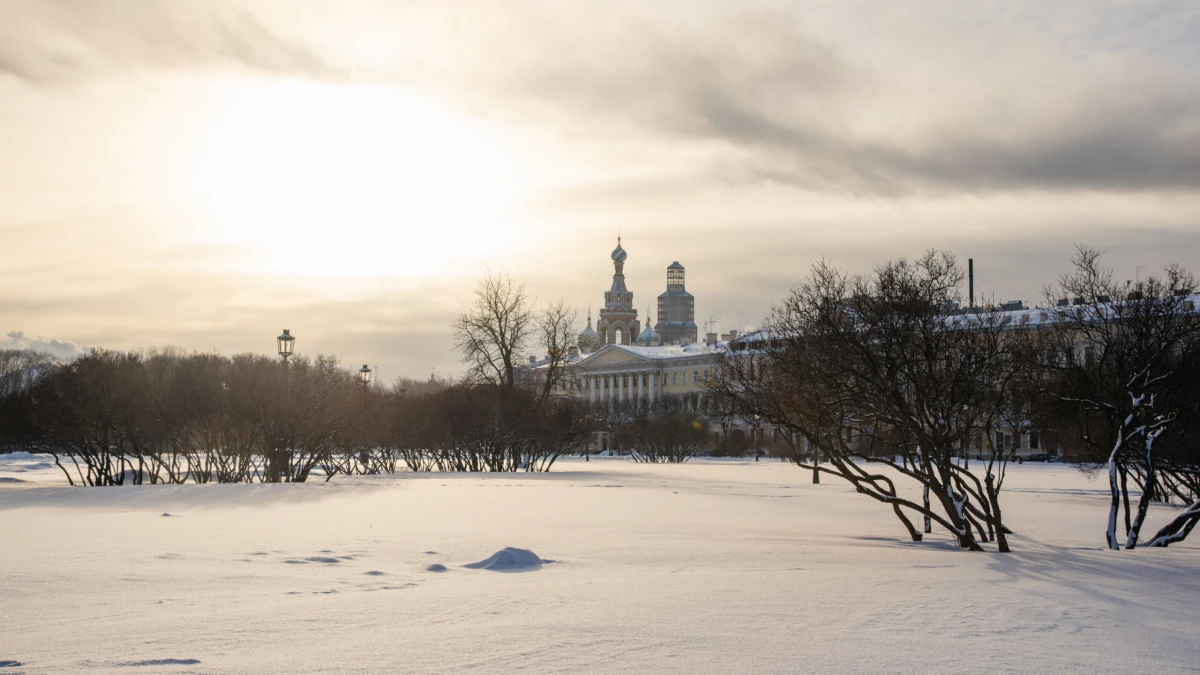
[[0, 661, 22, 668], [426, 563, 448, 572]]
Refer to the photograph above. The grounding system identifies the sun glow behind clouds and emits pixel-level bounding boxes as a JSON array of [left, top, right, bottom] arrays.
[[186, 79, 528, 278]]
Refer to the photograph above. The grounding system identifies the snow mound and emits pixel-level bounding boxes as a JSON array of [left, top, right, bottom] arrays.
[[463, 547, 543, 571], [0, 477, 25, 483], [426, 563, 448, 572], [160, 513, 173, 517]]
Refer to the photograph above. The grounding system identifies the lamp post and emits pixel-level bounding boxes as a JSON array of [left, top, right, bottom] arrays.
[[359, 364, 372, 386], [277, 329, 295, 363], [753, 414, 762, 461]]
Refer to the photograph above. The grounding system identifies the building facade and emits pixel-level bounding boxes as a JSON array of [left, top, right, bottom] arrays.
[[572, 342, 720, 404]]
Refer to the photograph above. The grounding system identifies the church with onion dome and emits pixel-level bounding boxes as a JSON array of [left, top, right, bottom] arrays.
[[557, 236, 745, 412], [578, 237, 699, 351], [594, 237, 642, 346]]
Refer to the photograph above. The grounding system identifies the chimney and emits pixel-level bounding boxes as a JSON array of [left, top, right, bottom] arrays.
[[728, 329, 739, 340], [706, 332, 718, 345], [969, 258, 975, 308]]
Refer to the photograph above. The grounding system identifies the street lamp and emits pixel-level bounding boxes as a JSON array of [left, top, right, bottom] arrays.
[[277, 329, 295, 362], [359, 364, 372, 386]]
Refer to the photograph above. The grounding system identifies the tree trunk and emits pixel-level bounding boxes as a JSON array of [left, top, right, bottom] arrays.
[[1107, 457, 1123, 551], [1125, 433, 1159, 549], [1147, 499, 1200, 547], [923, 485, 932, 534], [893, 504, 921, 542], [986, 473, 1010, 553]]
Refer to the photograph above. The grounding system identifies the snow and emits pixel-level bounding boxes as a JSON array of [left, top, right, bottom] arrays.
[[463, 547, 544, 571], [2, 454, 1199, 674]]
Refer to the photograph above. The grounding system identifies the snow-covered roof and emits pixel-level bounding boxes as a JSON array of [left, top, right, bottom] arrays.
[[948, 292, 1200, 329], [585, 341, 729, 362]]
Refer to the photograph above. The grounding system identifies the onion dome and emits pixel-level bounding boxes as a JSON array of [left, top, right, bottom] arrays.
[[636, 323, 659, 347], [637, 306, 659, 346], [578, 305, 602, 351], [611, 236, 627, 263]]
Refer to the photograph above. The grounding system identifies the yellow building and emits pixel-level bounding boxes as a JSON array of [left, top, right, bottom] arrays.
[[571, 342, 722, 403]]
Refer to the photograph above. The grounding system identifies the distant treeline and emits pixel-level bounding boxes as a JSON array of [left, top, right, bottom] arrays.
[[0, 348, 596, 484]]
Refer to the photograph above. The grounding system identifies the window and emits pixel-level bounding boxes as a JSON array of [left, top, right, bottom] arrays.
[[995, 431, 1005, 452], [976, 435, 983, 451], [694, 370, 699, 383], [1084, 345, 1095, 365], [1029, 431, 1040, 450], [672, 372, 677, 385]]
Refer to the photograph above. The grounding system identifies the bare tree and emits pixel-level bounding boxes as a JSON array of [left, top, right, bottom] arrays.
[[452, 271, 535, 390], [711, 252, 1034, 551], [1043, 246, 1200, 549], [619, 411, 705, 463], [535, 298, 578, 403]]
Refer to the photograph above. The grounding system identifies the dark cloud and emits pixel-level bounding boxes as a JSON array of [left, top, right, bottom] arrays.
[[0, 0, 338, 83], [447, 4, 1200, 195]]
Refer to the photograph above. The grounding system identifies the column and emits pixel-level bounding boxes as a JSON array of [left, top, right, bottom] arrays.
[[618, 372, 624, 402], [588, 376, 595, 403], [635, 372, 642, 400], [649, 370, 656, 402]]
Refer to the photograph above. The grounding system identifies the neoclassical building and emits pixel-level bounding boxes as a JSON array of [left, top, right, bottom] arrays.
[[595, 237, 640, 345], [573, 341, 722, 404]]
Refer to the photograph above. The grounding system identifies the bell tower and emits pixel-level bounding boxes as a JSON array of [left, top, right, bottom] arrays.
[[596, 236, 640, 345]]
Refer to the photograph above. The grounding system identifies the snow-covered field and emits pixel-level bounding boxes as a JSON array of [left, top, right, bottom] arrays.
[[2, 454, 1198, 674]]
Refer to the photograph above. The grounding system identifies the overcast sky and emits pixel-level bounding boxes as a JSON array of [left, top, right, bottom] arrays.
[[2, 0, 1198, 379]]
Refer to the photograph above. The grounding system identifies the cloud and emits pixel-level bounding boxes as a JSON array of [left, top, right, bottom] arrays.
[[443, 3, 1200, 195], [2, 330, 81, 360], [0, 0, 338, 84], [3, 1, 1197, 193]]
